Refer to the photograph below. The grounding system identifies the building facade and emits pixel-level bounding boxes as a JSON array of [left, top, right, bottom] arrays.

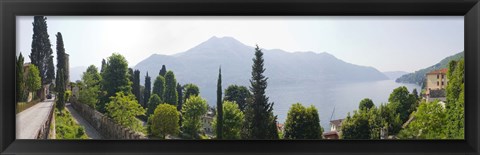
[[425, 68, 448, 102]]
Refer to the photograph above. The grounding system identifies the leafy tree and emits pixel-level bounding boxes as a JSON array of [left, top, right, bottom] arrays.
[[359, 98, 374, 110], [30, 16, 55, 85], [388, 86, 417, 122], [177, 83, 183, 111], [78, 65, 101, 108], [26, 64, 42, 99], [100, 53, 132, 112], [143, 72, 151, 108], [106, 92, 146, 132], [149, 104, 180, 139], [183, 83, 200, 102], [341, 109, 371, 139], [284, 103, 323, 139], [245, 45, 278, 139], [411, 88, 419, 101], [181, 95, 208, 139], [213, 101, 244, 139], [16, 53, 26, 102], [398, 100, 447, 139], [152, 75, 166, 100], [444, 60, 464, 139], [164, 71, 178, 105], [224, 85, 251, 112], [376, 103, 402, 136], [133, 70, 141, 102], [147, 94, 163, 117], [159, 65, 167, 77], [55, 69, 66, 111], [216, 67, 223, 139], [128, 68, 134, 85]]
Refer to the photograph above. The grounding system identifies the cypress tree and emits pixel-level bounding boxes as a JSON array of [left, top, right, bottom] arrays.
[[101, 59, 106, 73], [177, 83, 184, 111], [128, 68, 134, 84], [164, 71, 178, 106], [56, 69, 65, 111], [152, 75, 166, 101], [30, 16, 55, 85], [16, 53, 25, 102], [133, 70, 141, 101], [143, 72, 152, 108], [246, 45, 278, 139], [216, 67, 223, 139], [55, 32, 67, 91], [159, 65, 167, 77]]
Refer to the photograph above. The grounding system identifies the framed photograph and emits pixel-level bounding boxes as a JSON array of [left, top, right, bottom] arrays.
[[1, 0, 479, 154]]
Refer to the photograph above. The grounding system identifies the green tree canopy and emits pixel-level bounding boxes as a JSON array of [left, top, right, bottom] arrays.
[[159, 65, 167, 77], [106, 92, 146, 132], [164, 71, 178, 106], [284, 103, 323, 139], [149, 103, 180, 139], [152, 75, 165, 101], [359, 98, 375, 110], [147, 94, 163, 117], [213, 101, 244, 139], [30, 16, 55, 85], [78, 65, 102, 108], [55, 69, 66, 111], [224, 85, 251, 112], [388, 86, 417, 122], [143, 72, 151, 108], [445, 59, 464, 139], [181, 95, 208, 139], [26, 64, 42, 94], [216, 67, 223, 139], [183, 83, 200, 102], [398, 100, 446, 139], [16, 53, 26, 102], [100, 53, 132, 112]]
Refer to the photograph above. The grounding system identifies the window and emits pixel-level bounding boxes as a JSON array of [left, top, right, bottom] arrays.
[[442, 81, 444, 85], [442, 74, 444, 79], [437, 74, 439, 79], [437, 81, 439, 86]]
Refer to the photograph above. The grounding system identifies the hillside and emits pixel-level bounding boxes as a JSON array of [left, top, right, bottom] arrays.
[[395, 51, 464, 87]]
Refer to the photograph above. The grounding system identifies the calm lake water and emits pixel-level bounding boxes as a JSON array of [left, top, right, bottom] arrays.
[[266, 80, 421, 130]]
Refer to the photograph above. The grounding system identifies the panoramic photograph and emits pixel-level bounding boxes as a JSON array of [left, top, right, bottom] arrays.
[[15, 16, 464, 140]]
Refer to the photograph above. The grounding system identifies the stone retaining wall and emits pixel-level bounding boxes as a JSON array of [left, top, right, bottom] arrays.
[[71, 102, 146, 139]]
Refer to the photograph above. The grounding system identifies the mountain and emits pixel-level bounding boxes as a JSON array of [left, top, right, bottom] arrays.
[[395, 51, 464, 87], [383, 71, 409, 80], [133, 36, 388, 105]]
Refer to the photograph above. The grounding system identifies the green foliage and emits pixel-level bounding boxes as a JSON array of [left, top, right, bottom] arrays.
[[213, 101, 244, 139], [284, 103, 323, 139], [444, 60, 464, 139], [164, 71, 178, 106], [16, 53, 26, 102], [100, 53, 132, 113], [388, 86, 417, 122], [396, 51, 464, 87], [143, 72, 151, 108], [398, 100, 447, 139], [26, 64, 42, 93], [149, 104, 180, 139], [181, 95, 208, 139], [245, 45, 278, 139], [216, 67, 223, 139], [176, 83, 183, 111], [147, 94, 163, 117], [359, 98, 374, 110], [55, 32, 68, 91], [78, 65, 101, 108], [224, 85, 251, 112], [341, 110, 371, 139], [152, 75, 165, 100], [106, 92, 146, 132], [65, 90, 72, 102], [30, 16, 55, 85], [55, 109, 88, 139], [159, 65, 167, 77], [132, 70, 141, 102], [100, 59, 106, 73], [377, 103, 403, 135], [56, 69, 66, 111], [183, 83, 200, 102]]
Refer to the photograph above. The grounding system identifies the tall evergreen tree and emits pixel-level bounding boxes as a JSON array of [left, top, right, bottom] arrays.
[[216, 67, 223, 139], [133, 70, 141, 101], [176, 83, 184, 111], [143, 72, 151, 108], [56, 69, 66, 111], [99, 53, 132, 113], [152, 75, 165, 101], [159, 65, 167, 77], [164, 71, 178, 105], [128, 68, 134, 84], [55, 32, 67, 91], [100, 59, 106, 73], [245, 45, 278, 139], [17, 53, 25, 102], [30, 16, 54, 85]]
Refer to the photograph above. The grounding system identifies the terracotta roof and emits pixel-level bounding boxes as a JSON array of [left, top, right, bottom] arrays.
[[426, 68, 448, 75], [330, 119, 344, 127], [323, 131, 339, 136]]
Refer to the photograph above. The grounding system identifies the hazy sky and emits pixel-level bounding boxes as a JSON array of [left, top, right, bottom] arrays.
[[16, 16, 463, 72]]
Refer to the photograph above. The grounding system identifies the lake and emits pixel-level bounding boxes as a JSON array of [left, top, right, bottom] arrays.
[[266, 80, 421, 130]]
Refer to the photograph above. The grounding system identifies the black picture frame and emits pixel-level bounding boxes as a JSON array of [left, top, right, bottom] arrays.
[[1, 0, 479, 154]]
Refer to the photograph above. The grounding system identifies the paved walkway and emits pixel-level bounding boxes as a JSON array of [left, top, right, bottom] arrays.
[[65, 103, 102, 139], [16, 98, 54, 139]]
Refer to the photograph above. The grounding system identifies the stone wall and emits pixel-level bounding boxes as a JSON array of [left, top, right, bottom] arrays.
[[71, 102, 146, 139]]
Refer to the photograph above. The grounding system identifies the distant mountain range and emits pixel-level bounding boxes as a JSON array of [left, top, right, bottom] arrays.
[[395, 51, 464, 87], [132, 36, 388, 105], [383, 71, 409, 80]]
